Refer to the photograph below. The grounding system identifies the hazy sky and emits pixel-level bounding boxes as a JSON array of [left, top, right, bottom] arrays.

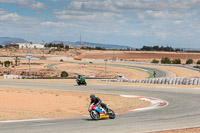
[[0, 0, 200, 48]]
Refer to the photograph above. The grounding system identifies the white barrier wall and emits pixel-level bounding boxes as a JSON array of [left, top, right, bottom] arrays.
[[3, 75, 22, 79]]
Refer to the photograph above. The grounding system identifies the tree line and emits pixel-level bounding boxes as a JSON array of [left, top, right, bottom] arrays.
[[45, 43, 107, 50], [81, 46, 106, 50], [138, 45, 183, 52], [45, 43, 69, 50], [1, 43, 199, 52]]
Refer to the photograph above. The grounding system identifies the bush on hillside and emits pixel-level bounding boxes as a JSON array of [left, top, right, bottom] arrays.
[[151, 59, 159, 63], [186, 59, 194, 64], [0, 61, 3, 67], [197, 60, 200, 64], [171, 59, 181, 64], [61, 71, 69, 77], [4, 61, 12, 68], [194, 66, 200, 69], [161, 57, 171, 64]]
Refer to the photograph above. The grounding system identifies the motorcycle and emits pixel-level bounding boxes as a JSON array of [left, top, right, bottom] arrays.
[[76, 78, 87, 86], [88, 103, 115, 120]]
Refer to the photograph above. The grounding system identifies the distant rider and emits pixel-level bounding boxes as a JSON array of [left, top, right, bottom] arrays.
[[90, 94, 108, 113], [77, 74, 85, 83], [77, 74, 81, 80], [77, 75, 85, 81]]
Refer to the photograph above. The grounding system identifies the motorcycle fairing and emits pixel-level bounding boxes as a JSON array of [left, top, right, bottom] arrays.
[[95, 106, 104, 114], [100, 114, 109, 119]]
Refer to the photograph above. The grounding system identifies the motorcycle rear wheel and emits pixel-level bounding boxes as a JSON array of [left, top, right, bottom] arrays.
[[108, 109, 115, 119]]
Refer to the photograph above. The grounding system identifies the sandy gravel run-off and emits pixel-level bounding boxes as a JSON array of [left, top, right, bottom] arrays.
[[0, 87, 150, 121], [151, 127, 200, 133]]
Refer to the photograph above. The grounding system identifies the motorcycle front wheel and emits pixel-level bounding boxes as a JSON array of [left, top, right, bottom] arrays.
[[90, 110, 100, 120]]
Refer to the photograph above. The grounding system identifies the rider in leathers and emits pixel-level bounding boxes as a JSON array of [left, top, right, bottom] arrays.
[[90, 94, 108, 113]]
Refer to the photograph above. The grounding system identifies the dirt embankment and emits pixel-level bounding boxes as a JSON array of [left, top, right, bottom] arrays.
[[1, 49, 200, 63], [78, 50, 200, 63], [0, 49, 85, 58]]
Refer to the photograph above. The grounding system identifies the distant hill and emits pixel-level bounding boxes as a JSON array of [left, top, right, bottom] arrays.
[[174, 47, 200, 51], [0, 37, 133, 49], [0, 37, 27, 45], [51, 41, 134, 50]]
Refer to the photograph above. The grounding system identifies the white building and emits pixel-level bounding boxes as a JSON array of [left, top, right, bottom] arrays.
[[6, 43, 44, 49]]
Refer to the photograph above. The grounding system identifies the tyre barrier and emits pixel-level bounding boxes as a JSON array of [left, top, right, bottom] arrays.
[[102, 77, 200, 85]]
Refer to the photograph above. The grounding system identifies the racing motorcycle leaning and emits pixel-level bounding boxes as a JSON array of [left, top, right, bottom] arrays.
[[88, 103, 115, 120], [76, 78, 87, 86]]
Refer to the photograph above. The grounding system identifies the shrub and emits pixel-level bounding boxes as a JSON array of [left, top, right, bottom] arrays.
[[61, 71, 69, 77], [0, 61, 2, 67], [65, 45, 69, 50], [55, 48, 62, 51], [171, 59, 181, 64], [186, 59, 194, 64], [151, 59, 159, 63], [161, 57, 171, 64], [197, 60, 200, 64], [4, 61, 11, 67], [194, 66, 200, 69]]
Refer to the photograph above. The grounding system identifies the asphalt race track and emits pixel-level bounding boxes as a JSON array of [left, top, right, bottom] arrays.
[[117, 64, 176, 78], [0, 81, 200, 133]]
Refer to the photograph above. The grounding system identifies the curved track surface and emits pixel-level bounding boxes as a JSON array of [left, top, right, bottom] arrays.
[[0, 81, 200, 133], [118, 64, 176, 78], [46, 61, 175, 78]]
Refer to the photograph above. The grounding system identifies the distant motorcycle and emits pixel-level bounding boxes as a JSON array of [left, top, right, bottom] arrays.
[[76, 78, 87, 86], [88, 103, 115, 120]]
